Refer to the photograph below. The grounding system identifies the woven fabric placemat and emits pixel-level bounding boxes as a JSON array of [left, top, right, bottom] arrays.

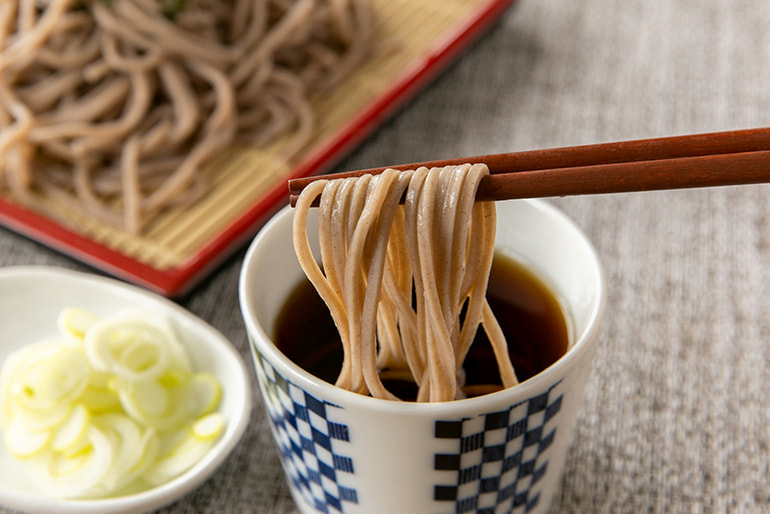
[[2, 0, 770, 512]]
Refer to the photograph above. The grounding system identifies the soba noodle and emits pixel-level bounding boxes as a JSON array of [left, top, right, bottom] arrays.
[[0, 0, 374, 233], [293, 164, 519, 402]]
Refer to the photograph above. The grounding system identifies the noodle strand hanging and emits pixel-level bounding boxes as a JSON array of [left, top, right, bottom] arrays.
[[293, 165, 520, 402]]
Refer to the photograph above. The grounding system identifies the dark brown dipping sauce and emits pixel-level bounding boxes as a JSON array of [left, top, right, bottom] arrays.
[[274, 252, 569, 400]]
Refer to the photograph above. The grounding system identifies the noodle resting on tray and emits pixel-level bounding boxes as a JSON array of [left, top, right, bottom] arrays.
[[0, 0, 374, 233]]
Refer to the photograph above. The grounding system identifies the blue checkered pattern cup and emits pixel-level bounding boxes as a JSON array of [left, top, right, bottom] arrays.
[[239, 199, 606, 514]]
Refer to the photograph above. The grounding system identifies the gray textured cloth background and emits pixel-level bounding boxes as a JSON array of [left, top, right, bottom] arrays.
[[2, 0, 770, 512]]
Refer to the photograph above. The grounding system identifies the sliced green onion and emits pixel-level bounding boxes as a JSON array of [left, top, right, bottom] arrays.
[[0, 308, 226, 498]]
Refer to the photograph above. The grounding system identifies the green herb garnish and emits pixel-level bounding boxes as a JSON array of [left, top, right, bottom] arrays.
[[161, 0, 187, 20]]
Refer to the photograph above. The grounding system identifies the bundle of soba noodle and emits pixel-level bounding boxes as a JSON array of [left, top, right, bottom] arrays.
[[293, 164, 519, 402], [0, 0, 374, 233]]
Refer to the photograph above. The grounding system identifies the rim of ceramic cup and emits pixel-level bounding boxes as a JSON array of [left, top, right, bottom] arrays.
[[239, 198, 606, 416]]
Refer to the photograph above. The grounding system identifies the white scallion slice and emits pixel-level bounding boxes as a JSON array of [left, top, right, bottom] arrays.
[[85, 319, 170, 381], [75, 370, 122, 414], [191, 413, 224, 441], [98, 310, 193, 373], [155, 428, 191, 459], [17, 402, 71, 432], [93, 413, 146, 492], [3, 339, 67, 416], [114, 377, 192, 431], [36, 425, 115, 499], [125, 379, 170, 417], [122, 428, 159, 488], [188, 373, 222, 417], [57, 308, 99, 341], [51, 404, 91, 453], [12, 345, 90, 413], [4, 415, 51, 458], [142, 432, 214, 487]]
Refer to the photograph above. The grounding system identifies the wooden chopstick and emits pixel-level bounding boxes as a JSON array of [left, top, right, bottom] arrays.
[[288, 127, 770, 206]]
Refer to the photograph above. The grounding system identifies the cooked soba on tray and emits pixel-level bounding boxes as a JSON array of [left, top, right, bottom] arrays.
[[0, 0, 516, 296]]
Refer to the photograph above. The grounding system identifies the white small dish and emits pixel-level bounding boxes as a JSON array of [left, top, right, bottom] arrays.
[[0, 266, 252, 514]]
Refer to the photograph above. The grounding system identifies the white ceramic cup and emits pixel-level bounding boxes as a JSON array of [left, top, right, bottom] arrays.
[[239, 199, 606, 514]]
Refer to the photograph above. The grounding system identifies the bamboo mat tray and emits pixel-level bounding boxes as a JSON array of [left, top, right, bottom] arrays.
[[0, 0, 517, 297]]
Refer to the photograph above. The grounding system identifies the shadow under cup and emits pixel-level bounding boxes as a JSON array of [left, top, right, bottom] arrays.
[[239, 199, 606, 514]]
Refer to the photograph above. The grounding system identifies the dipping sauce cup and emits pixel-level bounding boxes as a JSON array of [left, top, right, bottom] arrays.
[[239, 199, 606, 514]]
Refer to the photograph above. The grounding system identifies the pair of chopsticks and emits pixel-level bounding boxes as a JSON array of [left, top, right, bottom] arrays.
[[288, 127, 770, 206]]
